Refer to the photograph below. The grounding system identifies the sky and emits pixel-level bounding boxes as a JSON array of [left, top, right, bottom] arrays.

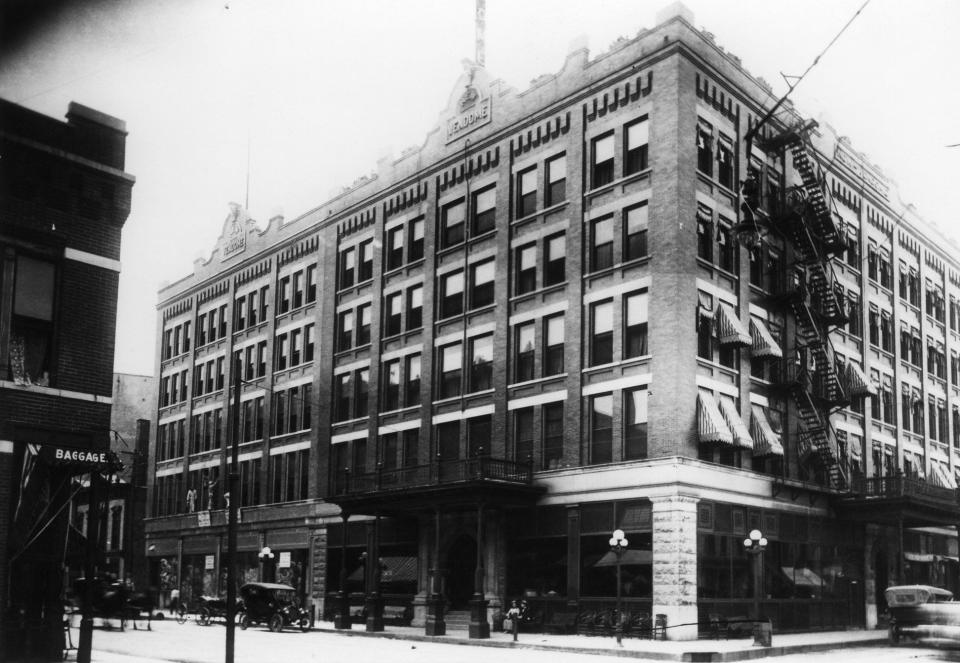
[[1, 0, 958, 377]]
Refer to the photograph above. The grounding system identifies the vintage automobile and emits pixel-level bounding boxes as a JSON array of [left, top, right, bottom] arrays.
[[886, 584, 960, 643], [237, 582, 311, 632], [72, 577, 155, 631]]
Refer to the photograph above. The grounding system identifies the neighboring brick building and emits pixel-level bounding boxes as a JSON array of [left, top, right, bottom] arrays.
[[0, 100, 134, 659], [145, 4, 959, 639]]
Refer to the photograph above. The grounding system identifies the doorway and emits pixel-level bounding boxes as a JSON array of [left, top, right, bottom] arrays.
[[445, 535, 476, 610]]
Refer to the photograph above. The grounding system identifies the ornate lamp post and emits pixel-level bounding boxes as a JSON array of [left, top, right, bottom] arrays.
[[608, 528, 629, 645], [259, 547, 275, 583]]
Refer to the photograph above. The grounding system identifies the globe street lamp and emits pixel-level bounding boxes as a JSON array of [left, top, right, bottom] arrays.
[[608, 529, 629, 645], [742, 529, 769, 646]]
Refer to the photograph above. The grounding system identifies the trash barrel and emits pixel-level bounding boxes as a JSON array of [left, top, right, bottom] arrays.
[[752, 618, 772, 647]]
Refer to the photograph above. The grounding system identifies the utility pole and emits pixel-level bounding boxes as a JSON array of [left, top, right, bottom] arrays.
[[77, 471, 100, 663], [225, 357, 241, 663]]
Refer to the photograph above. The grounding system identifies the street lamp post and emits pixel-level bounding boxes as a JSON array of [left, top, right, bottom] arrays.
[[608, 529, 629, 646], [742, 529, 769, 646]]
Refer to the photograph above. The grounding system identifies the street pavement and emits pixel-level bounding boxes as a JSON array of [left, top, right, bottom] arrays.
[[62, 615, 910, 663]]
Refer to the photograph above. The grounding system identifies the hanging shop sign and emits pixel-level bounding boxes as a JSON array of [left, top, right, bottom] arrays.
[[38, 444, 119, 472]]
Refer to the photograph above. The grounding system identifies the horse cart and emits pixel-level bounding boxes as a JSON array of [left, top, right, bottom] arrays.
[[72, 577, 154, 631]]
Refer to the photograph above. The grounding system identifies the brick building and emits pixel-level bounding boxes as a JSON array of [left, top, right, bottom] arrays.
[[145, 5, 959, 639], [0, 99, 133, 659]]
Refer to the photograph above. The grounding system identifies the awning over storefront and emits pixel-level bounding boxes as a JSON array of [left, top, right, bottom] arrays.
[[719, 398, 753, 449], [933, 462, 957, 489], [750, 405, 784, 457], [715, 302, 751, 347], [347, 556, 418, 583], [845, 362, 877, 397], [698, 392, 733, 445], [750, 318, 783, 359], [594, 549, 652, 566]]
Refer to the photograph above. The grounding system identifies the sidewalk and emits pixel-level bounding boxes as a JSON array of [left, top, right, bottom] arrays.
[[307, 621, 888, 662]]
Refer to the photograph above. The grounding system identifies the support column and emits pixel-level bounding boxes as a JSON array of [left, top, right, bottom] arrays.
[[334, 514, 351, 629], [365, 515, 384, 631], [651, 495, 699, 640], [863, 524, 880, 629], [468, 503, 490, 639], [425, 509, 445, 635]]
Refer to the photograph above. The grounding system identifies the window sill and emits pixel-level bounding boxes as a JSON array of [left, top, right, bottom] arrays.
[[270, 429, 311, 443], [507, 374, 568, 389], [432, 395, 464, 406], [378, 404, 421, 417], [332, 416, 369, 427], [585, 168, 652, 198], [510, 280, 568, 303], [336, 278, 374, 296], [382, 257, 426, 279]]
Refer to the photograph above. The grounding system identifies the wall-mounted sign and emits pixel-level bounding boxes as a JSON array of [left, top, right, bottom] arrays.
[[279, 551, 291, 569], [205, 555, 215, 570], [446, 91, 491, 143], [38, 444, 117, 472], [197, 511, 211, 528], [219, 202, 250, 261]]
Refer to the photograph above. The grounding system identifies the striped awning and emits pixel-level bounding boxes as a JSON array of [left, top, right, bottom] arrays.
[[845, 362, 877, 398], [715, 302, 751, 347], [698, 392, 733, 445], [934, 462, 957, 489], [750, 405, 784, 457], [750, 318, 783, 359], [719, 398, 753, 449]]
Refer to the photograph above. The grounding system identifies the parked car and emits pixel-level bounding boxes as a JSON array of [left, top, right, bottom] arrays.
[[886, 584, 960, 643], [237, 582, 310, 632]]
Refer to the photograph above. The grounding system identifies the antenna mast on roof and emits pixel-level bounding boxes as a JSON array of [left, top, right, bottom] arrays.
[[475, 0, 486, 67]]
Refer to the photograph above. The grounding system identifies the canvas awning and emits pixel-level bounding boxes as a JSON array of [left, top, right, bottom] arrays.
[[845, 362, 877, 398], [715, 302, 751, 347], [347, 556, 418, 583], [750, 405, 784, 457], [750, 318, 783, 359], [594, 549, 652, 567], [933, 462, 957, 489], [719, 398, 753, 450], [698, 392, 733, 445]]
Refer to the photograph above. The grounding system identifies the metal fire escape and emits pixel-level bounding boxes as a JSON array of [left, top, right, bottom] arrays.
[[754, 121, 869, 491]]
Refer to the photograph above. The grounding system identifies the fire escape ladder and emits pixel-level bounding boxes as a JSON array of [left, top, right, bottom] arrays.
[[789, 300, 847, 407], [793, 389, 848, 491]]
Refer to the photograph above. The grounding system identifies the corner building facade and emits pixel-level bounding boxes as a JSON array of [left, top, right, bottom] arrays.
[[146, 5, 960, 638]]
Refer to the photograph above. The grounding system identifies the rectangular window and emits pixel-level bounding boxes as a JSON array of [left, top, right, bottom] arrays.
[[590, 300, 614, 366], [387, 225, 404, 270], [290, 328, 302, 366], [358, 239, 374, 282], [697, 120, 713, 175], [543, 402, 564, 469], [468, 415, 492, 457], [197, 313, 207, 346], [441, 200, 465, 249], [407, 284, 423, 330], [404, 353, 421, 407], [717, 137, 733, 188], [697, 296, 713, 360], [380, 433, 399, 472], [546, 154, 566, 206], [624, 389, 648, 460], [409, 218, 425, 261], [469, 334, 493, 392], [305, 266, 316, 304], [590, 216, 614, 271], [439, 343, 462, 399], [216, 357, 224, 390], [275, 333, 289, 370], [517, 168, 537, 218], [717, 220, 736, 272], [592, 133, 615, 188], [304, 324, 314, 362], [515, 322, 535, 382], [248, 290, 259, 326], [470, 259, 495, 309], [624, 203, 648, 261], [514, 408, 534, 464], [278, 275, 292, 313], [624, 291, 649, 358], [337, 310, 353, 351], [355, 368, 369, 416], [439, 270, 464, 318], [339, 247, 356, 289], [384, 292, 402, 336], [697, 207, 713, 261], [403, 428, 419, 467], [544, 314, 565, 376], [292, 270, 304, 309], [334, 373, 351, 422], [8, 255, 54, 385], [590, 394, 613, 464], [624, 117, 649, 175], [234, 296, 246, 330], [301, 383, 312, 430], [515, 244, 536, 295], [383, 359, 400, 411], [472, 187, 496, 235], [544, 233, 566, 286], [357, 304, 371, 346]]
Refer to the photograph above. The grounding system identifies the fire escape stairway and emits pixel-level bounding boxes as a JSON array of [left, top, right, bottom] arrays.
[[793, 387, 848, 491], [790, 300, 848, 408], [789, 139, 846, 257]]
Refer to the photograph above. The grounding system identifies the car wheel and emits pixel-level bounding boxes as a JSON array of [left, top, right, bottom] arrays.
[[238, 611, 249, 630], [889, 625, 899, 645], [176, 605, 188, 625], [269, 614, 283, 633], [299, 616, 310, 632], [197, 607, 211, 626]]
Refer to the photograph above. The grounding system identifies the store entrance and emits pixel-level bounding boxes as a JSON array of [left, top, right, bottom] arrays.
[[445, 535, 477, 610]]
